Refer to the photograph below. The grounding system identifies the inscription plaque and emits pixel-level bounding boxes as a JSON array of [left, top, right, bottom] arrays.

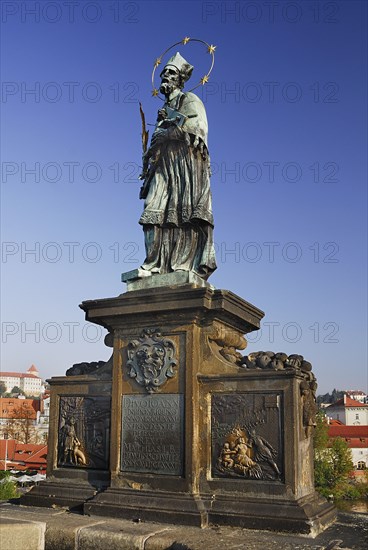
[[121, 394, 184, 475], [211, 393, 283, 481]]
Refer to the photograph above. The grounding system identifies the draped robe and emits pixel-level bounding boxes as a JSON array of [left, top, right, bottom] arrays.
[[139, 89, 217, 279]]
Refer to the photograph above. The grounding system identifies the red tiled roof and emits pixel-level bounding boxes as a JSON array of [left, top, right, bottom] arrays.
[[0, 441, 47, 472], [0, 441, 47, 461], [326, 396, 368, 408], [0, 439, 16, 457], [328, 425, 368, 438], [27, 365, 39, 373], [329, 419, 343, 425], [328, 425, 368, 449], [0, 460, 27, 471], [25, 447, 48, 463], [0, 398, 39, 419]]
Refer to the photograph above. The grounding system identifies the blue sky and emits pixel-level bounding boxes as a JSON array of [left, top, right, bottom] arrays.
[[1, 0, 367, 394]]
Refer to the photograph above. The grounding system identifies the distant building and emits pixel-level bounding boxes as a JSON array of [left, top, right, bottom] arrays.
[[0, 365, 44, 396], [345, 390, 367, 404], [0, 397, 39, 441], [0, 397, 38, 419], [0, 396, 49, 443], [328, 423, 368, 471], [35, 394, 50, 442], [0, 440, 47, 473], [325, 395, 368, 426], [325, 394, 368, 475]]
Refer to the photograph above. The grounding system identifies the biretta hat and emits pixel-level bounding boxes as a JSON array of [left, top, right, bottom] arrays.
[[161, 52, 194, 83]]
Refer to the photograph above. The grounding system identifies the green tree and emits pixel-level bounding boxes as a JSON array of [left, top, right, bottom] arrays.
[[314, 412, 333, 490], [10, 386, 24, 395], [314, 411, 329, 449], [330, 437, 354, 484], [313, 412, 354, 498], [0, 479, 19, 500], [5, 402, 39, 444], [0, 381, 6, 396]]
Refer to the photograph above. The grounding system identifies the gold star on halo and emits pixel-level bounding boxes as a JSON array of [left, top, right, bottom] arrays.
[[151, 88, 159, 97], [182, 37, 190, 45], [207, 44, 216, 55], [200, 75, 209, 85], [154, 57, 162, 68]]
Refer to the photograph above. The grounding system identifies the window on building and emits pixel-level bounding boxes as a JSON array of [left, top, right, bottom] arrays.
[[356, 414, 359, 420], [357, 461, 366, 470]]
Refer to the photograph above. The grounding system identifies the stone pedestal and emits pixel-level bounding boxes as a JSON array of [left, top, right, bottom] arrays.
[[23, 280, 335, 534]]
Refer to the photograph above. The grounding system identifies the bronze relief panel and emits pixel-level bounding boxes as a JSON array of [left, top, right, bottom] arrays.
[[211, 393, 283, 481], [57, 396, 111, 470]]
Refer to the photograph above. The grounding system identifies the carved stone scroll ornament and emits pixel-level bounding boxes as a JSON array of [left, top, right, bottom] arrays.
[[66, 333, 113, 379], [208, 322, 247, 365], [240, 351, 312, 373], [126, 329, 177, 393], [239, 351, 318, 438]]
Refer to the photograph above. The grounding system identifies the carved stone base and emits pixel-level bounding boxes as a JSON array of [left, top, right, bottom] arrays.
[[84, 488, 211, 527], [84, 489, 335, 534], [206, 493, 336, 535], [22, 283, 336, 534], [21, 473, 109, 511]]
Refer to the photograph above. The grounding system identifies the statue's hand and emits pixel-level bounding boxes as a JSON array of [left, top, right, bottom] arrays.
[[156, 108, 167, 122], [150, 126, 182, 149], [150, 128, 168, 148]]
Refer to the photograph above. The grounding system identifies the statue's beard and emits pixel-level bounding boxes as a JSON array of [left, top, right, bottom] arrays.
[[160, 81, 176, 96]]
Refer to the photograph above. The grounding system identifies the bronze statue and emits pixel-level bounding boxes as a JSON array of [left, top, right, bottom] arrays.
[[62, 418, 79, 464], [61, 417, 87, 466], [138, 48, 217, 280]]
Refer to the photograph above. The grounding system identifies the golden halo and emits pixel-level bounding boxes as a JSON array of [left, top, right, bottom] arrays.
[[151, 37, 216, 101]]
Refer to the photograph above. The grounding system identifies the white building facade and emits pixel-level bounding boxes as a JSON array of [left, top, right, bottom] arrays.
[[326, 395, 368, 425], [0, 365, 43, 397]]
